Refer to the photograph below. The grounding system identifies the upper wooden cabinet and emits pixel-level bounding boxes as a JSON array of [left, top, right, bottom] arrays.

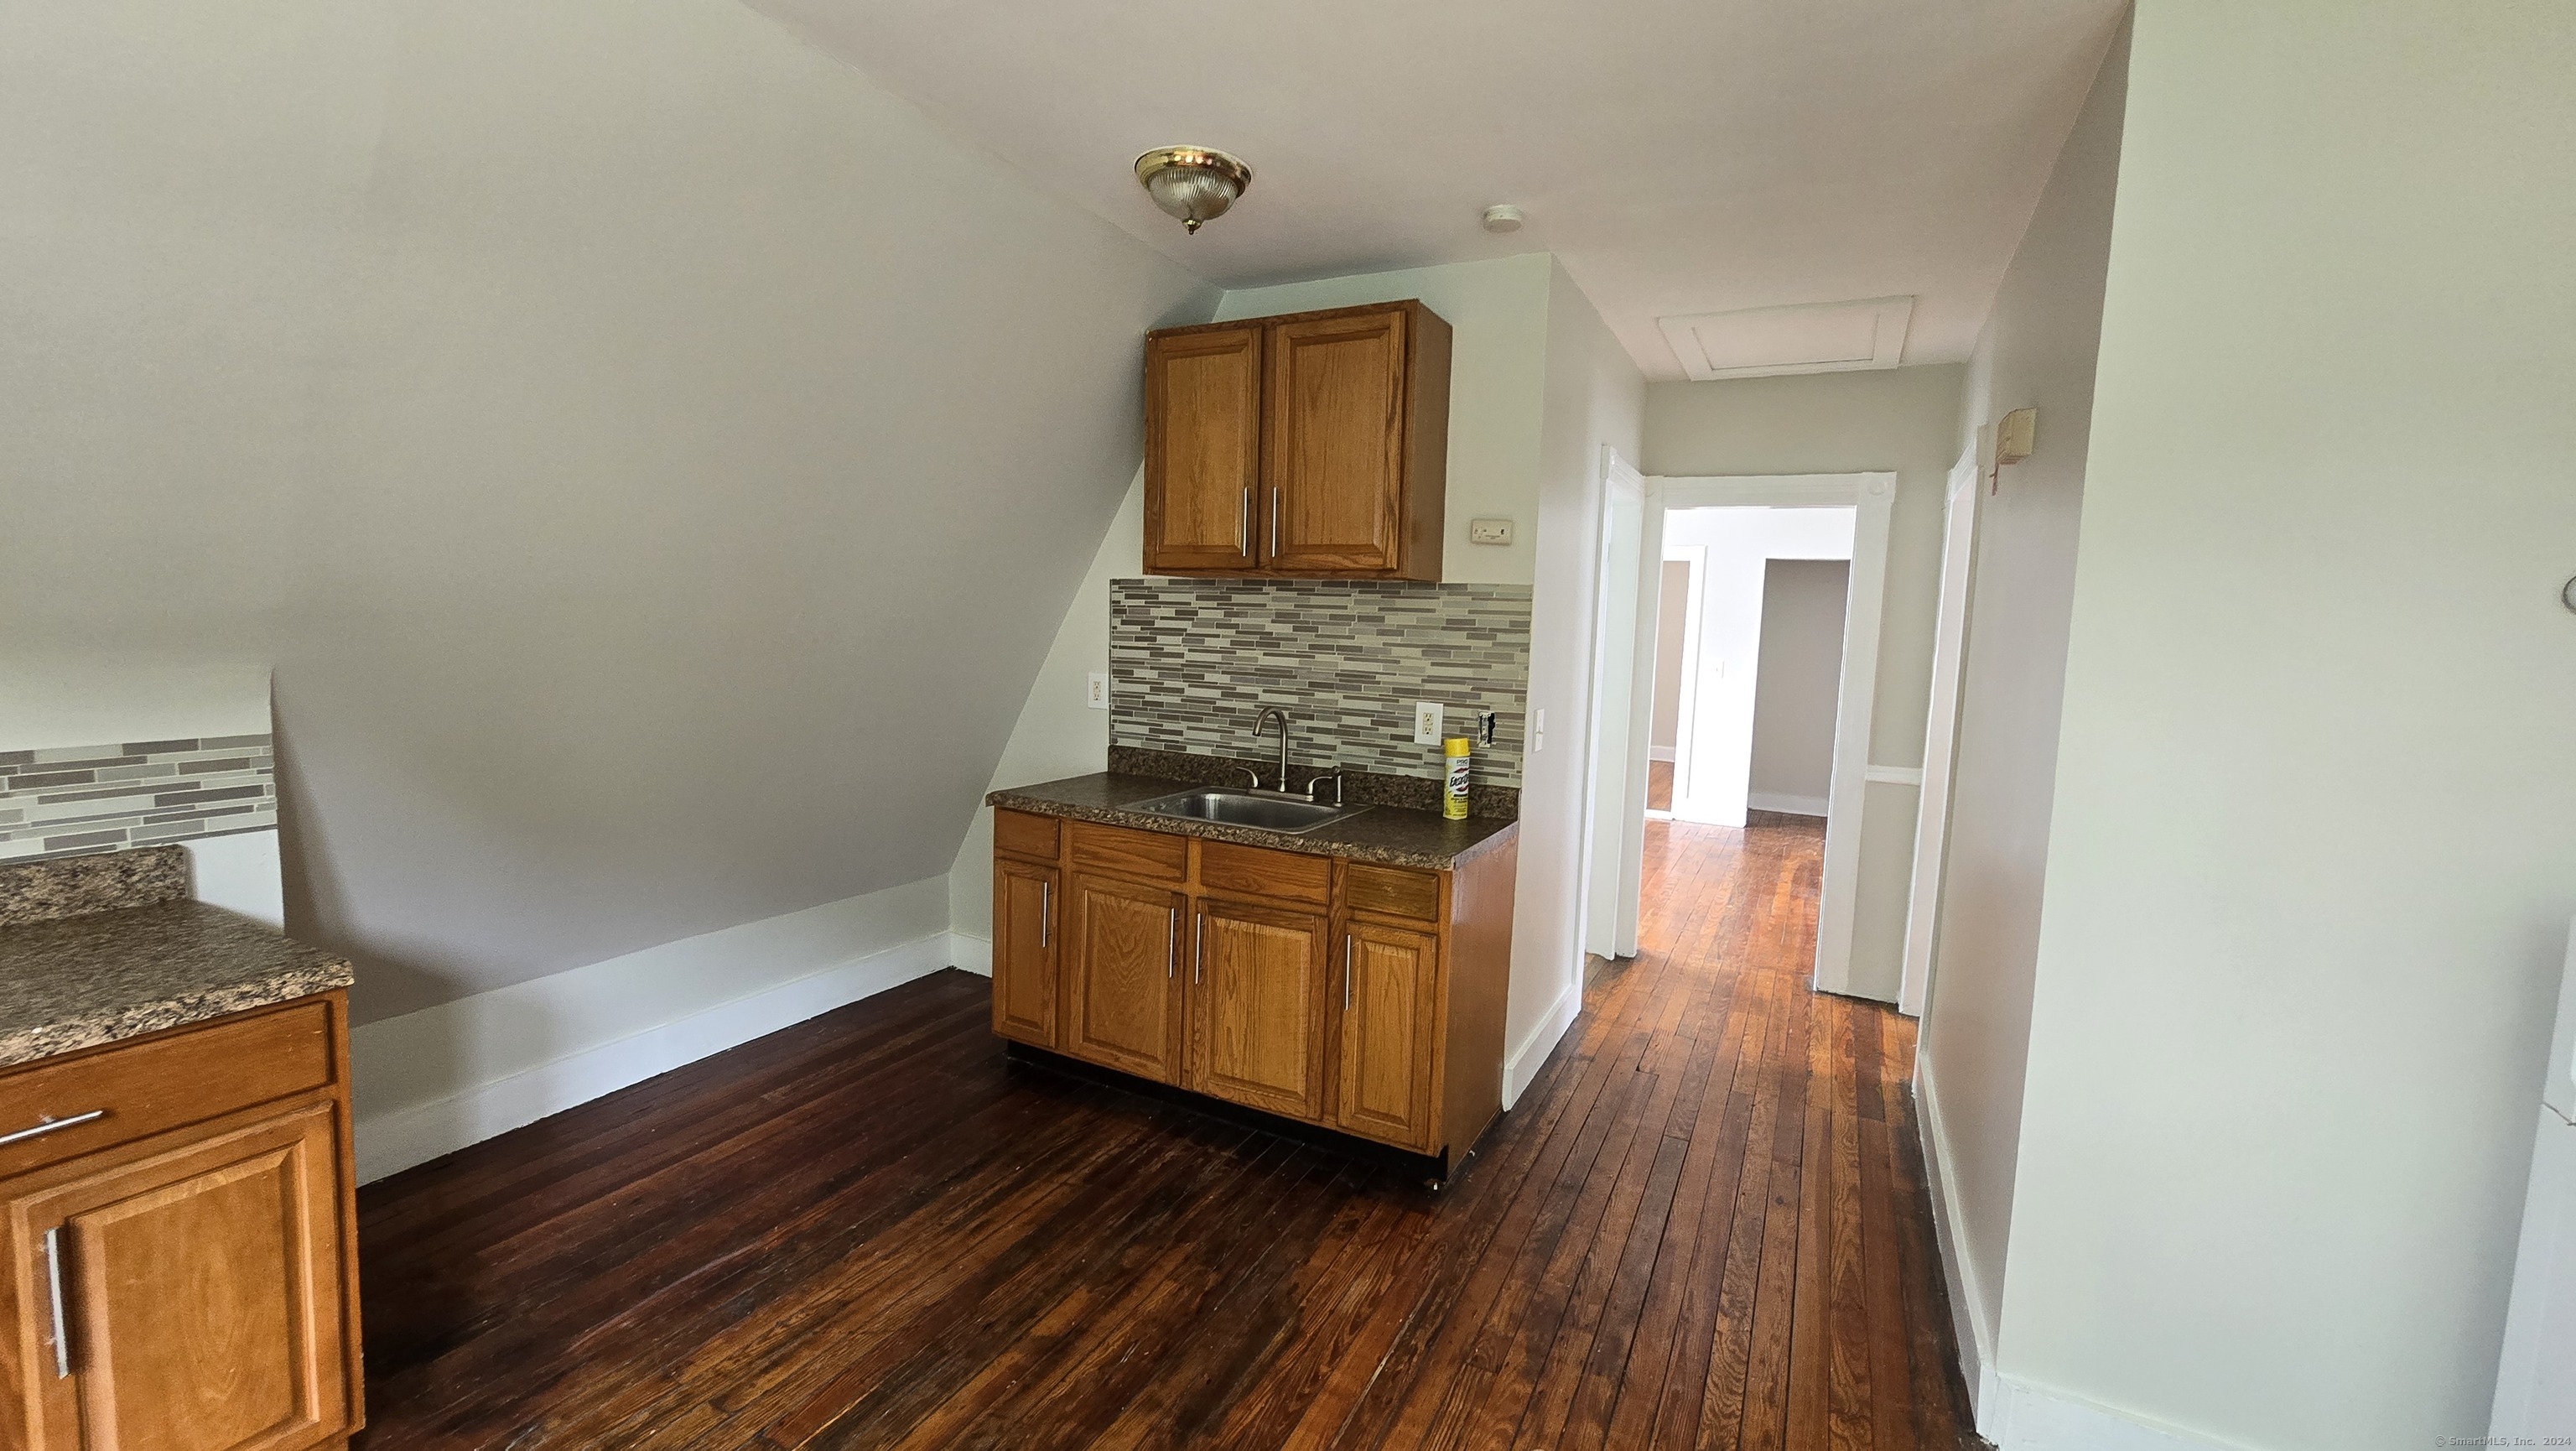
[[1141, 324, 1262, 573], [1143, 300, 1451, 581]]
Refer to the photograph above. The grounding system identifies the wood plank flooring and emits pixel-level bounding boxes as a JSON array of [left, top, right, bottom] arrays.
[[352, 818, 1974, 1448]]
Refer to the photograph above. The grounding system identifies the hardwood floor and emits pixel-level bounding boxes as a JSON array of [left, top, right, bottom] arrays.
[[353, 818, 1973, 1448], [1647, 758, 1675, 813]]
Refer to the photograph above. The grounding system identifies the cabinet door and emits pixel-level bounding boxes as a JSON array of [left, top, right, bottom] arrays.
[[1264, 307, 1408, 573], [1064, 876, 1187, 1084], [1143, 325, 1262, 574], [1188, 901, 1329, 1121], [1333, 922, 1441, 1151], [7, 1101, 351, 1451], [990, 859, 1060, 1049]]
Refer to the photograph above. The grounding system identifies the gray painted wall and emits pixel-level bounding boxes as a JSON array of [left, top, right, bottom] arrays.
[[2002, 4, 2576, 1443], [1746, 559, 1848, 808], [0, 0, 1216, 1022], [1918, 17, 2126, 1392]]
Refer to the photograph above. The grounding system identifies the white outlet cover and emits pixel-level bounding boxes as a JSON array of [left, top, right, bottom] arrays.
[[1413, 701, 1443, 745], [1087, 672, 1109, 710], [1468, 517, 1514, 545]]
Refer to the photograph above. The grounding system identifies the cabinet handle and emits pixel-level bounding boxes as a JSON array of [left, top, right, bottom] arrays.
[[1238, 488, 1250, 557], [1343, 934, 1354, 1012], [1194, 912, 1205, 984], [0, 1109, 106, 1149], [1039, 880, 1051, 949], [1167, 905, 1179, 979], [44, 1226, 69, 1379], [1269, 488, 1280, 557]]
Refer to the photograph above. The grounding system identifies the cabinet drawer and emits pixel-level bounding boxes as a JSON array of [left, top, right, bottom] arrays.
[[1069, 822, 1189, 884], [0, 996, 335, 1178], [1199, 840, 1332, 907], [1344, 864, 1441, 922], [994, 809, 1062, 861]]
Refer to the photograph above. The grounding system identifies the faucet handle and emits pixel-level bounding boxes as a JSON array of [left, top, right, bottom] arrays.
[[1236, 765, 1263, 791], [1306, 772, 1346, 808]]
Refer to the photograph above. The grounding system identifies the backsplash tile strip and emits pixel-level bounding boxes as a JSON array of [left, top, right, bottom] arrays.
[[1110, 580, 1531, 788], [0, 736, 276, 861]]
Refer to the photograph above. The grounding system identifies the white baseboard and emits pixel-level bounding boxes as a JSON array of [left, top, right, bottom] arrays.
[[351, 877, 952, 1183], [948, 931, 993, 975], [1746, 791, 1828, 817], [1649, 746, 1676, 762], [1914, 1056, 2002, 1424], [1503, 974, 1582, 1108], [1992, 1379, 2251, 1451]]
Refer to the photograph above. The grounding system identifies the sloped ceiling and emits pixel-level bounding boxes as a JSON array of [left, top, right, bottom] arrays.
[[746, 0, 2127, 378], [0, 0, 1214, 1020]]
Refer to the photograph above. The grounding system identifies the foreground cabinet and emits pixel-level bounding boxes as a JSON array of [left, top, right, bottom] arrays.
[[992, 811, 1516, 1176], [1144, 300, 1452, 581], [1, 995, 361, 1451]]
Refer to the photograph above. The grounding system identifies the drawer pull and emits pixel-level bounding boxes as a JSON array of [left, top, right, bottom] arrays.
[[0, 1110, 106, 1149], [44, 1225, 70, 1379]]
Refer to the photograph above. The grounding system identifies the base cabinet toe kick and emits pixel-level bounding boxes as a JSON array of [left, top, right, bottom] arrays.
[[990, 809, 1517, 1178]]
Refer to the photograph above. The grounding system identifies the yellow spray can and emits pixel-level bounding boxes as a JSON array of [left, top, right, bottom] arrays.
[[1442, 736, 1472, 820]]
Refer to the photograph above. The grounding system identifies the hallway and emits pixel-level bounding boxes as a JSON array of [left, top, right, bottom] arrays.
[[353, 817, 1971, 1448]]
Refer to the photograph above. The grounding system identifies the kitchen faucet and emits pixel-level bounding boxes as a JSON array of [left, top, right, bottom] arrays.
[[1253, 708, 1292, 791]]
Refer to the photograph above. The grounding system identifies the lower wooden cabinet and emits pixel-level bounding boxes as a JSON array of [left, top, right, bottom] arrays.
[[1332, 922, 1441, 1151], [1188, 901, 1329, 1121], [0, 994, 361, 1451], [989, 858, 1059, 1049], [993, 809, 1517, 1173], [1063, 874, 1187, 1084]]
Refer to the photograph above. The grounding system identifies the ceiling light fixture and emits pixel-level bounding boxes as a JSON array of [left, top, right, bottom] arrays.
[[1134, 147, 1252, 234], [1482, 205, 1524, 233]]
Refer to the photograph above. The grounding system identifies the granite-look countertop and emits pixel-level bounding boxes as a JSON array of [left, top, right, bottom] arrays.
[[989, 772, 1519, 871], [0, 846, 354, 1069]]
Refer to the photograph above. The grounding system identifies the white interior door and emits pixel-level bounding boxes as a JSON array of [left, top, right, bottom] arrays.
[[1579, 449, 1646, 961], [1899, 444, 1985, 1017]]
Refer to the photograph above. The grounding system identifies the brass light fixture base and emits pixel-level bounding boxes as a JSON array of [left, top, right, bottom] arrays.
[[1135, 147, 1253, 234]]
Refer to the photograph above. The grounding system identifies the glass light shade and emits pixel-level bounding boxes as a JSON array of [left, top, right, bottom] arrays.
[[1135, 148, 1252, 234]]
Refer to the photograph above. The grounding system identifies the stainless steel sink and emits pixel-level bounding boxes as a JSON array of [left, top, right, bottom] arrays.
[[1132, 788, 1370, 835]]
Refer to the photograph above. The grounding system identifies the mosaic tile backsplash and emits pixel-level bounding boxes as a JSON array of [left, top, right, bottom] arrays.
[[1110, 580, 1532, 788], [0, 736, 277, 861]]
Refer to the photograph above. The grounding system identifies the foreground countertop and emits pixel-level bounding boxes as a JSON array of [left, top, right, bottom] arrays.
[[989, 772, 1519, 871], [0, 846, 353, 1069]]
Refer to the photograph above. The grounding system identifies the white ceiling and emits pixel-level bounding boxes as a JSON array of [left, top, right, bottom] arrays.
[[745, 0, 2125, 380]]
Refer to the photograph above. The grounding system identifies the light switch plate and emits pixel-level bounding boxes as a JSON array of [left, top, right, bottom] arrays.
[[1413, 701, 1444, 745], [1468, 517, 1515, 546], [1087, 673, 1109, 710]]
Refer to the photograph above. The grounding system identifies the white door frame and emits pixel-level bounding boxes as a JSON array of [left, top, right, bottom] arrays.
[[1576, 446, 1649, 962], [1646, 544, 1707, 824], [1899, 441, 1987, 1017], [1648, 472, 1897, 998]]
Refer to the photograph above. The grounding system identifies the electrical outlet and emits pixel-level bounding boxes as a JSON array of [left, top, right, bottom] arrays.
[[1533, 708, 1546, 752], [1468, 517, 1515, 546], [1087, 673, 1109, 710], [1412, 701, 1444, 745]]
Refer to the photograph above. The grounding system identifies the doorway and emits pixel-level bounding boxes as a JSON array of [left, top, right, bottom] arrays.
[[1655, 507, 1855, 828], [1579, 472, 1897, 996]]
